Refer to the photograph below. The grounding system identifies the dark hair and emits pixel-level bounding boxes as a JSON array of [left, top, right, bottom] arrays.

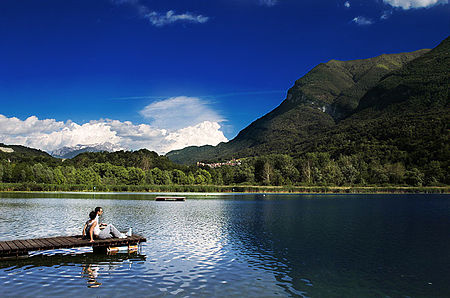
[[89, 211, 97, 220], [95, 207, 102, 213]]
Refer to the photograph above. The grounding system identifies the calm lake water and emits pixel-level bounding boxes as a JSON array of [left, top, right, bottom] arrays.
[[0, 192, 449, 297]]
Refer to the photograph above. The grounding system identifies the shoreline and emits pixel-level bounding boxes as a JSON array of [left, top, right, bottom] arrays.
[[0, 183, 448, 194]]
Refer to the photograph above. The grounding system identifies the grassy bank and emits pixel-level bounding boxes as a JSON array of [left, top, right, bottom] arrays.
[[0, 183, 448, 194]]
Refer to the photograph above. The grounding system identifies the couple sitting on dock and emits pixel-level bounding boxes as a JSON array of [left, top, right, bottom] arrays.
[[82, 207, 128, 242]]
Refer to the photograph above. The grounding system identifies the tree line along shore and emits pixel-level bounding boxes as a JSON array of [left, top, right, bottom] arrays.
[[0, 183, 448, 194], [0, 151, 448, 193]]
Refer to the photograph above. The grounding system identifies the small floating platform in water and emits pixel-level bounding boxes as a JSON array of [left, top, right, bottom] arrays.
[[155, 196, 186, 201], [0, 234, 146, 259]]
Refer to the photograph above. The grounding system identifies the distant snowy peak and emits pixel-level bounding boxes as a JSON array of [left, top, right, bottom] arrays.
[[51, 142, 124, 159]]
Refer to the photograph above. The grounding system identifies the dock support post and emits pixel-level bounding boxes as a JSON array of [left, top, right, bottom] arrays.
[[92, 246, 108, 254]]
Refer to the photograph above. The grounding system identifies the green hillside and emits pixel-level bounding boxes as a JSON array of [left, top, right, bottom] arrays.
[[166, 47, 433, 164], [0, 143, 58, 165], [166, 36, 449, 186], [64, 149, 183, 171]]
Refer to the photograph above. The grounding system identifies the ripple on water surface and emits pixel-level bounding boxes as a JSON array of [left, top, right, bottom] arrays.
[[1, 193, 450, 297]]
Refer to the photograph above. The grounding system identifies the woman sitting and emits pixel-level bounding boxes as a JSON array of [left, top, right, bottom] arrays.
[[83, 211, 126, 242]]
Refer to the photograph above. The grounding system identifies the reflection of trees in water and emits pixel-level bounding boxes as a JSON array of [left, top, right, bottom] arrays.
[[223, 195, 307, 296], [224, 196, 362, 296], [227, 196, 450, 297], [0, 251, 146, 288]]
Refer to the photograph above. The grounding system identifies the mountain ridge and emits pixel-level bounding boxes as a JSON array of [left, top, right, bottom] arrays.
[[51, 142, 124, 159], [166, 37, 448, 165]]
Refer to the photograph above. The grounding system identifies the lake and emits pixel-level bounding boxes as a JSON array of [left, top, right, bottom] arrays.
[[0, 192, 449, 297]]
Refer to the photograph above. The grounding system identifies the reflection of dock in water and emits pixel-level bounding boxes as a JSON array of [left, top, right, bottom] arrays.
[[0, 251, 146, 289], [0, 250, 147, 269]]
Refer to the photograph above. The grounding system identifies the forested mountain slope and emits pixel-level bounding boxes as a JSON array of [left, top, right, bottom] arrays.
[[167, 37, 448, 170]]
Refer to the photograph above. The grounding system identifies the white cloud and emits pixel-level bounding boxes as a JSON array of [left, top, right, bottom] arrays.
[[144, 10, 209, 27], [0, 97, 228, 155], [0, 117, 122, 153], [352, 16, 374, 25], [164, 121, 228, 153], [0, 115, 64, 135], [381, 10, 393, 19], [383, 0, 448, 9], [111, 0, 209, 27], [259, 0, 278, 6], [344, 1, 351, 8], [140, 96, 224, 130]]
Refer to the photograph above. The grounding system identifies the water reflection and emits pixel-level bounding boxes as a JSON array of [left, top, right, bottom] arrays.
[[82, 263, 102, 287], [0, 250, 146, 289], [1, 193, 450, 297]]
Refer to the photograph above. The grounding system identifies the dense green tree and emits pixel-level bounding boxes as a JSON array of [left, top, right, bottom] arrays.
[[128, 167, 145, 185], [75, 168, 101, 185], [150, 168, 165, 185], [405, 168, 424, 187], [194, 169, 212, 185], [53, 167, 67, 185], [171, 169, 188, 185]]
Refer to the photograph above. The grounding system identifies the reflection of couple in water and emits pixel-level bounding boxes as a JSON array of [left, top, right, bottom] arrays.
[[82, 207, 128, 242], [82, 263, 102, 288]]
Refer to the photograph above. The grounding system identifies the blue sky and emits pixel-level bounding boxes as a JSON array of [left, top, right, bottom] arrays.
[[0, 0, 449, 154]]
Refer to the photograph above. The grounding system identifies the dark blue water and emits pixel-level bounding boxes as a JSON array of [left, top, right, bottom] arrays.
[[0, 193, 449, 297]]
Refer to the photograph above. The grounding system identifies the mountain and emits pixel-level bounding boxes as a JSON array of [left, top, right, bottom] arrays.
[[0, 143, 50, 157], [167, 36, 449, 166], [51, 142, 123, 159], [63, 148, 183, 171], [0, 143, 59, 165]]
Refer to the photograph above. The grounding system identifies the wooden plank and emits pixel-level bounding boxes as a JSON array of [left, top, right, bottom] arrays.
[[5, 241, 19, 251], [12, 240, 28, 251], [20, 239, 36, 250], [64, 236, 83, 245], [25, 239, 41, 250], [61, 235, 94, 247], [0, 241, 11, 252], [16, 240, 30, 250], [39, 238, 56, 249], [45, 238, 62, 247], [51, 237, 71, 247], [32, 239, 51, 250]]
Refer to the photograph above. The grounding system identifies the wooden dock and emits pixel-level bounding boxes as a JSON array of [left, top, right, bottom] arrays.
[[0, 234, 146, 258], [155, 196, 186, 201]]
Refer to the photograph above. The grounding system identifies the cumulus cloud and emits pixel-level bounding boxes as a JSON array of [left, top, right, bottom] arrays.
[[0, 115, 64, 135], [0, 115, 228, 155], [352, 16, 374, 25], [164, 121, 228, 153], [344, 1, 351, 8], [111, 0, 209, 27], [383, 0, 448, 9], [140, 96, 224, 130]]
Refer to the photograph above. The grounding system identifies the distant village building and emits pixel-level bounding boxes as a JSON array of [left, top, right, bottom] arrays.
[[0, 147, 14, 153], [197, 158, 242, 168]]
